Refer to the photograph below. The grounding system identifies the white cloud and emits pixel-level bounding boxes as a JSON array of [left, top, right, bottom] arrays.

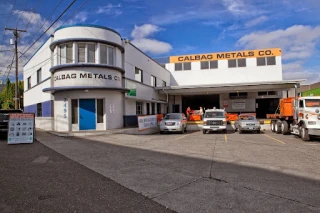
[[223, 0, 247, 16], [130, 24, 172, 55], [97, 3, 122, 15], [236, 25, 320, 60], [131, 38, 172, 54], [245, 16, 268, 27], [66, 12, 88, 25], [282, 62, 320, 84], [131, 24, 162, 39]]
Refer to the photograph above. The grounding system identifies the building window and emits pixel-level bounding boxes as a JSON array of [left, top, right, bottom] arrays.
[[258, 91, 277, 96], [136, 102, 143, 115], [228, 59, 237, 68], [200, 61, 209, 69], [257, 56, 276, 66], [87, 44, 95, 63], [228, 59, 246, 68], [151, 103, 155, 114], [157, 103, 161, 114], [238, 59, 246, 67], [36, 68, 41, 84], [97, 99, 104, 123], [257, 57, 266, 66], [37, 103, 42, 117], [162, 80, 166, 87], [151, 76, 156, 87], [175, 62, 191, 71], [78, 43, 86, 63], [201, 61, 218, 69], [71, 99, 78, 124], [135, 67, 143, 82], [267, 56, 276, 65], [100, 45, 114, 65], [27, 77, 31, 89], [60, 43, 73, 64]]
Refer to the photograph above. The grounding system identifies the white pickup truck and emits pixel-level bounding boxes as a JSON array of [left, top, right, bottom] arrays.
[[202, 108, 227, 134]]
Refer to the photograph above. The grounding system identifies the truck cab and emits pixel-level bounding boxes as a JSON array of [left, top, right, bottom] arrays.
[[293, 96, 320, 140], [202, 108, 227, 134]]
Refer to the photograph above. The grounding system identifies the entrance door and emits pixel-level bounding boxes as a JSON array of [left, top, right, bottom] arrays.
[[79, 99, 96, 130]]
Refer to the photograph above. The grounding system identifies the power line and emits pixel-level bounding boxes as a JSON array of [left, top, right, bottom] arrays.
[[58, 0, 89, 27], [5, 0, 17, 27], [15, 0, 31, 28], [19, 0, 77, 59]]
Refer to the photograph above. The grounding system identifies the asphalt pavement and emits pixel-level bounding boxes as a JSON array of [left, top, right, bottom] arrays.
[[0, 137, 175, 213]]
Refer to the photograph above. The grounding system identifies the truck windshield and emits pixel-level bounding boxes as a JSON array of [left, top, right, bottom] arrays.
[[305, 99, 320, 107], [204, 111, 225, 118]]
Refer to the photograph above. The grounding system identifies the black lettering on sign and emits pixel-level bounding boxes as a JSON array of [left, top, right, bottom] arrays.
[[98, 74, 103, 79], [178, 57, 183, 61], [195, 55, 200, 60], [108, 75, 112, 80], [71, 74, 76, 78], [184, 56, 190, 61], [62, 75, 65, 79], [93, 73, 99, 78], [230, 52, 236, 58], [88, 73, 92, 78], [80, 73, 87, 78], [265, 50, 272, 55], [200, 55, 207, 60], [225, 53, 230, 58], [114, 76, 118, 81], [207, 55, 213, 60], [236, 52, 242, 57], [258, 51, 264, 56], [248, 51, 254, 57], [217, 54, 224, 59], [65, 74, 71, 79]]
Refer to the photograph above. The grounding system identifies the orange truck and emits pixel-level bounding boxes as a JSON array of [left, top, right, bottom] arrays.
[[269, 95, 320, 141]]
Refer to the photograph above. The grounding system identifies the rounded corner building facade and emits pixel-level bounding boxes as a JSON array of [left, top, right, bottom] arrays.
[[23, 24, 302, 132]]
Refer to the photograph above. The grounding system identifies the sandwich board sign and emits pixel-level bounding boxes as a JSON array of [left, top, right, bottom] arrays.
[[7, 113, 35, 144]]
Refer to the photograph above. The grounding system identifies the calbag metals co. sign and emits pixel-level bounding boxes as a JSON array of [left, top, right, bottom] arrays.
[[7, 113, 35, 144]]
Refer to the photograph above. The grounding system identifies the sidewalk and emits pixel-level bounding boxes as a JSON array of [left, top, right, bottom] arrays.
[[0, 137, 175, 213]]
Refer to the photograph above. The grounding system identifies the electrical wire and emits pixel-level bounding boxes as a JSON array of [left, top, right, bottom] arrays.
[[19, 0, 77, 59], [24, 0, 44, 30], [15, 0, 30, 28], [57, 0, 89, 27]]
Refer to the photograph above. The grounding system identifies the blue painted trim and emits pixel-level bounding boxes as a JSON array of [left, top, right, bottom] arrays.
[[54, 24, 121, 37], [49, 38, 124, 52], [24, 37, 52, 66], [43, 86, 130, 93], [49, 63, 125, 74], [24, 77, 51, 93]]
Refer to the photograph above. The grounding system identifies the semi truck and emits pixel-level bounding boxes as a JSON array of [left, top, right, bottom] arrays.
[[269, 89, 320, 141]]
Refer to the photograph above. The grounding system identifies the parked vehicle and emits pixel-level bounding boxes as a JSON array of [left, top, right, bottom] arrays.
[[0, 109, 23, 137], [202, 108, 227, 134], [160, 113, 187, 134], [234, 114, 261, 134], [269, 86, 320, 141]]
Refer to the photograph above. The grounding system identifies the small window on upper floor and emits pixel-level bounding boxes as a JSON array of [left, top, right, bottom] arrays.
[[257, 57, 266, 66], [135, 67, 143, 82], [228, 59, 237, 68], [267, 56, 276, 65], [36, 68, 42, 84], [210, 60, 218, 69], [151, 75, 157, 87], [238, 59, 246, 67], [60, 43, 73, 64], [100, 45, 114, 66], [162, 80, 166, 87], [175, 62, 191, 71], [201, 60, 218, 69], [27, 77, 31, 89]]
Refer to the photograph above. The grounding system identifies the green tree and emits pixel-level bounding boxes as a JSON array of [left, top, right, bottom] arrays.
[[0, 79, 14, 109]]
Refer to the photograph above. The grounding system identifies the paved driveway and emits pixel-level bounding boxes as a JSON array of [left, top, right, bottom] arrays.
[[36, 130, 320, 213]]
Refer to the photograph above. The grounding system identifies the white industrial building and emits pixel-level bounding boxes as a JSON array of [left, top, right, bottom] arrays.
[[23, 24, 302, 132]]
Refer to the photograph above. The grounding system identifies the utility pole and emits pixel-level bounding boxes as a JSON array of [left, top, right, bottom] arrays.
[[5, 27, 26, 109]]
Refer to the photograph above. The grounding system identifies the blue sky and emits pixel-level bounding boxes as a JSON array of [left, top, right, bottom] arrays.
[[0, 0, 320, 83]]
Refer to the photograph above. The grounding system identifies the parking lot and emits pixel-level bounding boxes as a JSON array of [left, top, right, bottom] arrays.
[[34, 129, 320, 212]]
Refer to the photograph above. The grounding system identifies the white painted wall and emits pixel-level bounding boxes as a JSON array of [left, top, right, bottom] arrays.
[[166, 56, 282, 86], [124, 43, 170, 86], [24, 79, 52, 107], [54, 26, 122, 47], [35, 117, 54, 131]]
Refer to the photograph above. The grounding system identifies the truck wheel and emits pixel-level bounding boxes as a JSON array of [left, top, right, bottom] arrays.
[[203, 130, 206, 134], [275, 122, 281, 134], [160, 131, 164, 134], [301, 124, 310, 141], [271, 121, 276, 132], [281, 121, 289, 135], [257, 130, 261, 134]]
